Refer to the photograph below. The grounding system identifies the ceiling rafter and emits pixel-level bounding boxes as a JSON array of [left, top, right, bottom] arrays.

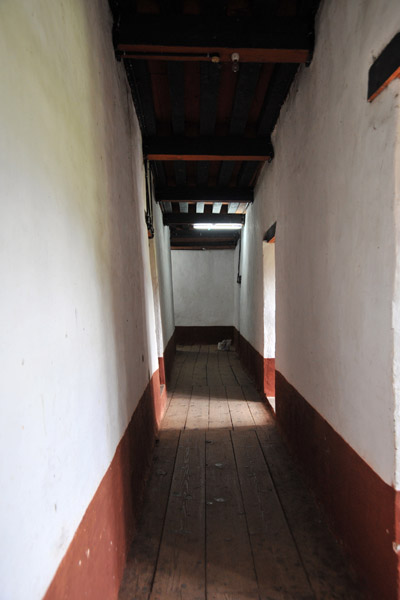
[[109, 0, 320, 249], [115, 14, 313, 64], [144, 136, 273, 161], [164, 213, 245, 225], [155, 186, 253, 203]]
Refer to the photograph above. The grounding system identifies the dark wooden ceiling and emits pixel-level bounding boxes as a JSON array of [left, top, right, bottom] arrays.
[[109, 0, 320, 249]]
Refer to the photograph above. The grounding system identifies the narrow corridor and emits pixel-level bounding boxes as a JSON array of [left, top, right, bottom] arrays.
[[119, 346, 363, 600]]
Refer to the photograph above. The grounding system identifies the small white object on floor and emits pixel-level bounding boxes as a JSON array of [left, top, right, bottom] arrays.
[[217, 339, 232, 351]]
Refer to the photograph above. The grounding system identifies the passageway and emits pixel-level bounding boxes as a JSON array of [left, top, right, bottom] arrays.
[[119, 346, 363, 600]]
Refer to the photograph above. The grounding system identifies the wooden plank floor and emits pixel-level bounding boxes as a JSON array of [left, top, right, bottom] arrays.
[[119, 345, 364, 600]]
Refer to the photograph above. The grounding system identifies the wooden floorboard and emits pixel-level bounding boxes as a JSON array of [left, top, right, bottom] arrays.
[[119, 346, 364, 600], [232, 429, 314, 599], [186, 385, 209, 430], [225, 384, 256, 429], [206, 430, 259, 599], [256, 429, 364, 600], [209, 385, 232, 430], [150, 430, 206, 600], [118, 430, 180, 600]]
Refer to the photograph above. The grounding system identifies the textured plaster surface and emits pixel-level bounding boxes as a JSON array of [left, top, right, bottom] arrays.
[[172, 250, 235, 326], [0, 1, 159, 597], [237, 0, 400, 486]]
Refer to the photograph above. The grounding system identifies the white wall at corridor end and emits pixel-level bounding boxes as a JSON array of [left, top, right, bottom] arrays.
[[172, 250, 235, 326]]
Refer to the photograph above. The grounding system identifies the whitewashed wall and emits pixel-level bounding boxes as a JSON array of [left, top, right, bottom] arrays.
[[153, 201, 175, 350], [263, 242, 276, 359], [237, 0, 400, 487], [172, 250, 235, 326], [0, 1, 158, 598]]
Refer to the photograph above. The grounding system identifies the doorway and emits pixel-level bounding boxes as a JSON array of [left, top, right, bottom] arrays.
[[263, 224, 276, 410]]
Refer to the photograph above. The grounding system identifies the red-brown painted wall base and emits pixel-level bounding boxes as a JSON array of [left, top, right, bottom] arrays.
[[276, 370, 399, 600], [158, 331, 176, 386], [43, 370, 167, 600], [264, 357, 275, 396], [236, 330, 264, 391], [163, 329, 176, 384], [175, 325, 234, 345], [234, 328, 275, 400]]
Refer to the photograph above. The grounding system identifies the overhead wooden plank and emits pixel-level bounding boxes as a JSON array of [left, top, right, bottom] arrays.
[[171, 244, 237, 250], [237, 161, 259, 186], [118, 430, 180, 600], [171, 235, 239, 244], [198, 61, 221, 190], [150, 430, 206, 600], [174, 161, 186, 185], [227, 202, 239, 214], [245, 63, 275, 136], [184, 62, 201, 136], [162, 201, 172, 213], [164, 213, 244, 225], [197, 162, 209, 185], [232, 430, 314, 599], [206, 430, 259, 599], [368, 33, 400, 102], [217, 162, 236, 187], [215, 63, 238, 136], [229, 63, 262, 135], [252, 0, 279, 15], [257, 63, 299, 135], [148, 60, 172, 135], [200, 62, 221, 135], [116, 14, 312, 63], [152, 160, 166, 186], [236, 202, 249, 214], [145, 136, 273, 161], [124, 60, 156, 136], [156, 186, 253, 203], [167, 61, 185, 134], [172, 229, 240, 239], [160, 0, 182, 15]]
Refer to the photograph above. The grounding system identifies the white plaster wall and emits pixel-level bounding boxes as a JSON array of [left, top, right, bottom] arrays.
[[153, 201, 175, 350], [233, 242, 241, 331], [263, 243, 276, 358], [0, 1, 158, 598], [172, 250, 235, 326], [237, 0, 400, 486], [393, 84, 400, 488], [238, 208, 267, 357]]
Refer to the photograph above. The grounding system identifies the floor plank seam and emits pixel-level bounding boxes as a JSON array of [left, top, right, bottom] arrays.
[[147, 429, 183, 600], [254, 429, 318, 600], [230, 429, 263, 600]]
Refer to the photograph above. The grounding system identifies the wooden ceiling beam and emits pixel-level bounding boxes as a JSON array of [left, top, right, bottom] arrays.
[[171, 235, 239, 243], [156, 186, 253, 203], [144, 136, 273, 161], [171, 244, 237, 250], [164, 213, 245, 225], [115, 14, 312, 63]]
